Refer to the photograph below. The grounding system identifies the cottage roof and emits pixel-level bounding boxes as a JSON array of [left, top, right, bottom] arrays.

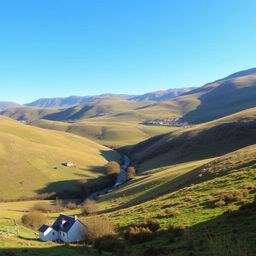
[[38, 224, 51, 233], [52, 214, 76, 233]]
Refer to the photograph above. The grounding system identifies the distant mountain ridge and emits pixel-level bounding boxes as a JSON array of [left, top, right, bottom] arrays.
[[0, 101, 21, 111], [25, 88, 195, 108], [25, 94, 134, 108], [130, 87, 196, 101]]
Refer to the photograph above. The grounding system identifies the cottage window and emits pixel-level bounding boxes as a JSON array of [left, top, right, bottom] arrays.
[[53, 232, 55, 235]]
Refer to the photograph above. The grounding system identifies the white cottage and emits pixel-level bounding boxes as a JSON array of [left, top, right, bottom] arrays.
[[39, 214, 86, 243]]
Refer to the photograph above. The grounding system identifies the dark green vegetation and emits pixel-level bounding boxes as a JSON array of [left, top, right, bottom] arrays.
[[105, 145, 256, 255]]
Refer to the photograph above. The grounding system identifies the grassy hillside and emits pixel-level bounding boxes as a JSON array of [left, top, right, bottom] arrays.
[[42, 98, 155, 121], [0, 116, 120, 199], [101, 144, 256, 255], [176, 69, 256, 123], [96, 158, 213, 212], [130, 107, 256, 171], [31, 119, 178, 147], [0, 107, 61, 122]]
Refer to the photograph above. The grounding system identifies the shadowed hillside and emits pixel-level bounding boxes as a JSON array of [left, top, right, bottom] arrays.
[[130, 107, 256, 171], [178, 68, 256, 123], [0, 107, 61, 122]]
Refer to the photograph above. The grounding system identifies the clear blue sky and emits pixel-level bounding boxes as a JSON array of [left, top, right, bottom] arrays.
[[1, 0, 256, 104]]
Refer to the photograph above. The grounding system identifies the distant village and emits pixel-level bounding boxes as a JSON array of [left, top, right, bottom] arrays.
[[143, 117, 191, 128]]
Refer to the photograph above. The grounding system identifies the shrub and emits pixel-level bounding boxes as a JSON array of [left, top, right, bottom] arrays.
[[166, 223, 185, 237], [125, 226, 154, 243], [66, 202, 78, 210], [226, 204, 236, 213], [105, 161, 120, 175], [164, 208, 180, 217], [220, 189, 249, 203], [130, 218, 160, 232], [82, 199, 97, 215], [85, 216, 116, 244], [242, 182, 255, 190], [127, 166, 136, 180], [94, 234, 121, 252], [21, 211, 47, 230], [214, 199, 226, 207]]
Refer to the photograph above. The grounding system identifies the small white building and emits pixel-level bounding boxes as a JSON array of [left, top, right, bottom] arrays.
[[38, 214, 86, 243], [63, 162, 74, 167]]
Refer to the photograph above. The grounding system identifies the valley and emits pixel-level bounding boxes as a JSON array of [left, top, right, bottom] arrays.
[[1, 68, 256, 256]]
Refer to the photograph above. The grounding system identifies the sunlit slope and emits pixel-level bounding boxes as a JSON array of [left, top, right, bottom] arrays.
[[31, 118, 178, 147], [42, 98, 155, 121], [97, 158, 213, 212], [0, 106, 61, 122], [0, 116, 120, 199], [130, 107, 256, 171], [106, 145, 256, 255]]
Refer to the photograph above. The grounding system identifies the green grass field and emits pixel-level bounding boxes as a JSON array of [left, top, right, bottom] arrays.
[[31, 118, 179, 147], [0, 116, 120, 199], [100, 145, 256, 255]]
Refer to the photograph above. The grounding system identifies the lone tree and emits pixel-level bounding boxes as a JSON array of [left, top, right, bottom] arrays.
[[104, 161, 120, 183], [127, 166, 136, 180]]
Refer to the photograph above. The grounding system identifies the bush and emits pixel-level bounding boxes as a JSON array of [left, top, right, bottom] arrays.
[[242, 182, 255, 190], [220, 189, 248, 203], [225, 204, 236, 213], [94, 234, 121, 252], [104, 161, 120, 177], [21, 211, 47, 230], [66, 202, 78, 210], [82, 199, 97, 215], [130, 218, 160, 232], [166, 223, 185, 237], [164, 208, 180, 217], [125, 226, 154, 243], [85, 216, 116, 244], [214, 199, 226, 207], [127, 166, 136, 180]]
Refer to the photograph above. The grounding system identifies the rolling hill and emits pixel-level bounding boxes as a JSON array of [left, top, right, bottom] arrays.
[[25, 94, 134, 108], [31, 118, 178, 147], [104, 144, 256, 255], [0, 115, 120, 199], [0, 101, 21, 111], [173, 68, 256, 123], [0, 106, 61, 122], [25, 88, 195, 108], [129, 87, 196, 101], [130, 107, 256, 171], [41, 98, 155, 121]]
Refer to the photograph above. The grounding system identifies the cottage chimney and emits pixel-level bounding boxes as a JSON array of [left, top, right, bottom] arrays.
[[74, 215, 77, 220]]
